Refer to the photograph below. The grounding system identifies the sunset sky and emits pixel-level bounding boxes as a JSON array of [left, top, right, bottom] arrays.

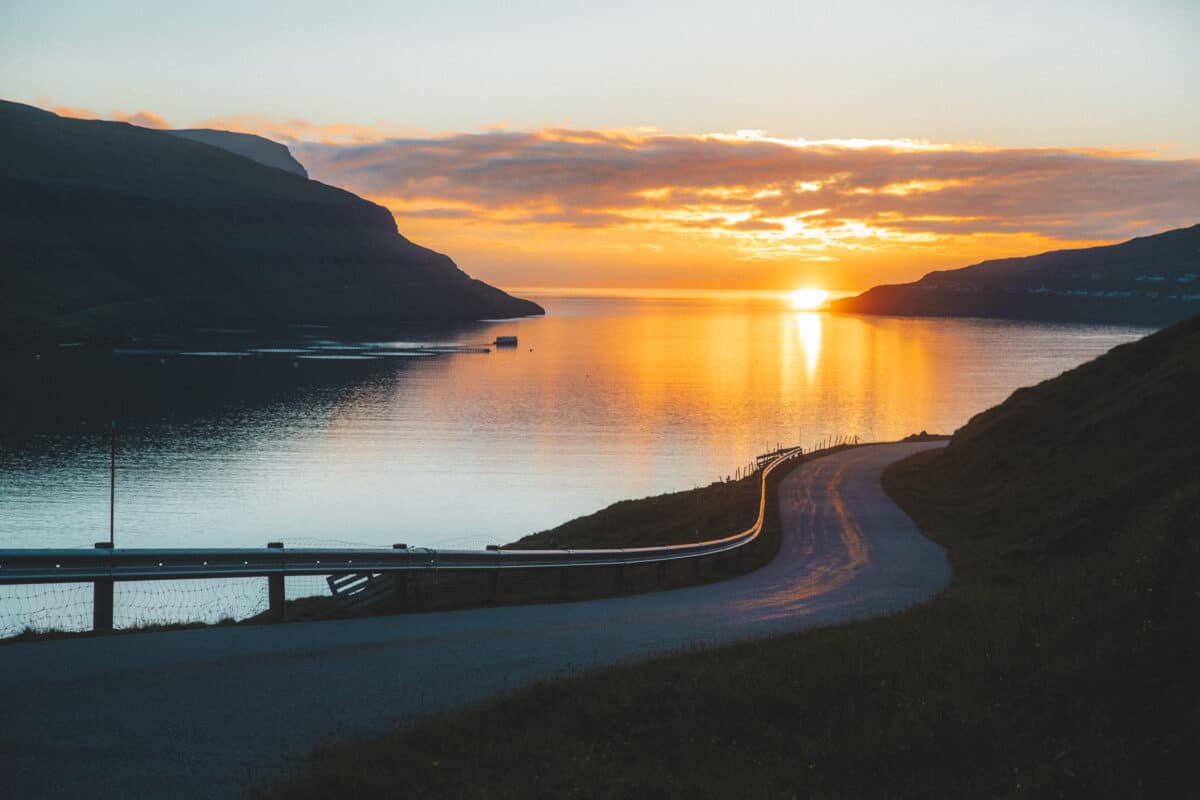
[[5, 0, 1198, 291]]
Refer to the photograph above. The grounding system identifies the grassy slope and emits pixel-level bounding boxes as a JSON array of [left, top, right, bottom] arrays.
[[510, 473, 761, 550], [260, 317, 1199, 799]]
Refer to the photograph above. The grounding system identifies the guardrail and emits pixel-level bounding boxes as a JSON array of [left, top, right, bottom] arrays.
[[0, 447, 802, 632]]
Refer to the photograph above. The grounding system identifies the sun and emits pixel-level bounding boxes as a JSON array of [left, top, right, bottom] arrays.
[[789, 288, 829, 310]]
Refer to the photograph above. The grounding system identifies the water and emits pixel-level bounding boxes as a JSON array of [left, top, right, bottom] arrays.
[[1, 292, 1151, 554]]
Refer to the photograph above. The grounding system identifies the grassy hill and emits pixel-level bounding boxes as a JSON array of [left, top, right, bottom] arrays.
[[894, 307, 1200, 557], [832, 224, 1200, 325], [0, 100, 541, 343], [508, 471, 761, 550], [258, 315, 1199, 798]]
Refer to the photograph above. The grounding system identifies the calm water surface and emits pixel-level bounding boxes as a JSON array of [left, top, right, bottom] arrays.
[[0, 292, 1151, 552]]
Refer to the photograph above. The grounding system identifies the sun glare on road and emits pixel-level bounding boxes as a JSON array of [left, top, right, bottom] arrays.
[[789, 288, 829, 310]]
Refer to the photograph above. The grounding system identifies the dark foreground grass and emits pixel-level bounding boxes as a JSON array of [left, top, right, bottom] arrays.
[[256, 317, 1200, 798], [2, 618, 229, 644]]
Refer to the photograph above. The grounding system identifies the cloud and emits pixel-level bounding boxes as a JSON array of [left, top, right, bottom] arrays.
[[398, 207, 476, 220], [290, 128, 1200, 251], [48, 104, 99, 120], [726, 218, 786, 232], [48, 104, 170, 129], [194, 114, 420, 145], [111, 110, 169, 129], [31, 102, 1200, 278]]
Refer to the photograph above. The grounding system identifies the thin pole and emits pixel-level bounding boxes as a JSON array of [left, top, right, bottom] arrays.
[[109, 421, 116, 547]]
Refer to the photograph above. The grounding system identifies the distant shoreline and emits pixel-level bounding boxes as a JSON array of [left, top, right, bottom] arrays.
[[510, 286, 858, 303]]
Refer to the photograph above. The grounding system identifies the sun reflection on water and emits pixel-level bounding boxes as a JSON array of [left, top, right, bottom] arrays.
[[794, 312, 822, 381]]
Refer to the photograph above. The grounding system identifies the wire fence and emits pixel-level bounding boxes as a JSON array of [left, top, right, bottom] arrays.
[[0, 571, 339, 639], [0, 532, 410, 638], [0, 582, 93, 637]]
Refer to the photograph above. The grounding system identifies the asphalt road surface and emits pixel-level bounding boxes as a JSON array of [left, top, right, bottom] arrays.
[[0, 441, 950, 799]]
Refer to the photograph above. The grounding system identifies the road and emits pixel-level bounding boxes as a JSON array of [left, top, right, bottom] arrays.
[[0, 441, 950, 799]]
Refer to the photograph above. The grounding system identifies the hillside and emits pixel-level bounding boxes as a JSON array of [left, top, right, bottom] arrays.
[[260, 315, 1198, 797], [0, 100, 542, 342], [832, 224, 1200, 325], [873, 311, 1200, 792], [896, 309, 1200, 551]]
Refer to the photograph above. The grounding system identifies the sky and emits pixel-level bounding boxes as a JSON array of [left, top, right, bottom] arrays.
[[4, 0, 1198, 291]]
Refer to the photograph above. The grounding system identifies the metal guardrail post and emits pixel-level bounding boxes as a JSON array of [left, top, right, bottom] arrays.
[[267, 542, 284, 619], [486, 545, 500, 602], [93, 541, 114, 631], [392, 544, 409, 609]]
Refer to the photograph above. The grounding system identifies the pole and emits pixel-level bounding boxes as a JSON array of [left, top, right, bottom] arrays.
[[93, 541, 114, 631], [109, 421, 116, 547], [267, 542, 285, 619]]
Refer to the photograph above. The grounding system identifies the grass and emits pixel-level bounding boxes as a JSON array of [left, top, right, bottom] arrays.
[[255, 316, 1199, 799], [510, 466, 762, 550], [2, 618, 232, 644]]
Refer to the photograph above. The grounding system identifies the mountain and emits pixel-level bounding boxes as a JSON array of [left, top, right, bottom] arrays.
[[167, 129, 309, 177], [0, 100, 542, 342], [832, 225, 1200, 325]]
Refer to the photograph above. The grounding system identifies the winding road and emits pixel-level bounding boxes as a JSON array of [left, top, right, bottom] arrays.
[[0, 441, 950, 799]]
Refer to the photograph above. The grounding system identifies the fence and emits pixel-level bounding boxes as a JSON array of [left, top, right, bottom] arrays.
[[1, 447, 802, 635]]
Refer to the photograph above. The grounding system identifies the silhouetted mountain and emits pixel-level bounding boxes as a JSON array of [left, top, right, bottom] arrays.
[[833, 225, 1200, 325], [0, 100, 542, 342], [167, 129, 309, 177]]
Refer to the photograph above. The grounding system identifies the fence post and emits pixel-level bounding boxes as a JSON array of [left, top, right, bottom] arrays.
[[93, 541, 113, 631], [267, 542, 284, 620]]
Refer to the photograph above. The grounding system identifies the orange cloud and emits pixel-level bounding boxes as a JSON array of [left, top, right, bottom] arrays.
[[48, 104, 99, 120], [31, 103, 1200, 290], [48, 103, 171, 129], [284, 128, 1199, 289], [111, 110, 169, 129]]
